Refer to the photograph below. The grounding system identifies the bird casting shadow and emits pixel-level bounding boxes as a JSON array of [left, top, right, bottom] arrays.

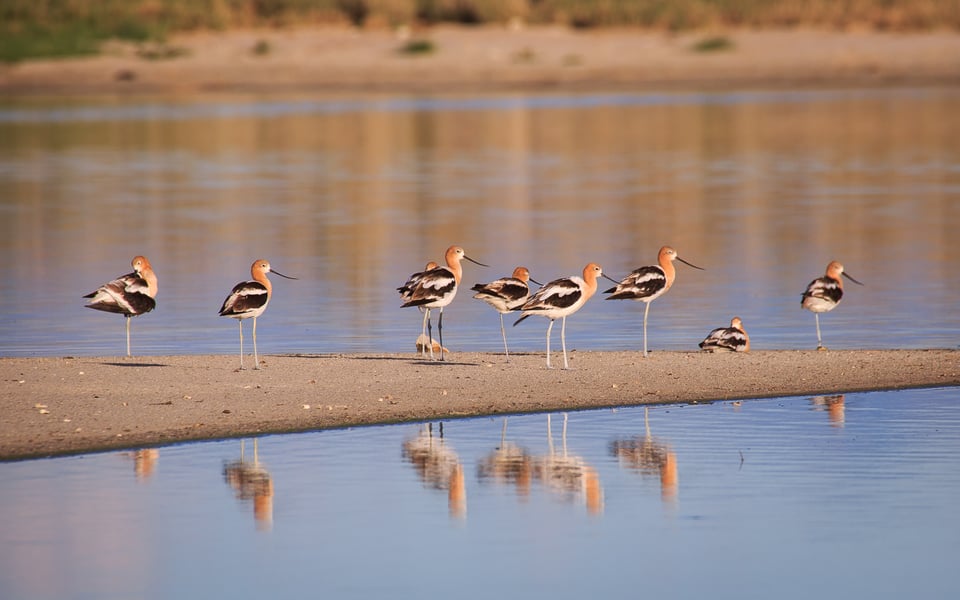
[[409, 358, 483, 367], [100, 361, 169, 368]]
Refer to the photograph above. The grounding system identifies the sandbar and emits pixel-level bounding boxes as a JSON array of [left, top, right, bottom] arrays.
[[2, 349, 958, 461]]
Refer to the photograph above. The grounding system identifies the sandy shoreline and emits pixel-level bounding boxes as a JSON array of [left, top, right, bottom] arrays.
[[2, 27, 960, 95], [2, 349, 958, 461]]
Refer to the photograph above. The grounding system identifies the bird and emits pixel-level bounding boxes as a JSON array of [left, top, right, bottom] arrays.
[[218, 259, 297, 370], [398, 261, 439, 306], [83, 255, 158, 357], [699, 317, 750, 352], [801, 260, 863, 350], [399, 260, 439, 353], [514, 263, 616, 370], [400, 246, 487, 361], [605, 246, 703, 357], [471, 266, 541, 360]]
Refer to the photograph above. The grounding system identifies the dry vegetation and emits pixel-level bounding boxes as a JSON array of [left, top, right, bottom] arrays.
[[2, 0, 959, 62]]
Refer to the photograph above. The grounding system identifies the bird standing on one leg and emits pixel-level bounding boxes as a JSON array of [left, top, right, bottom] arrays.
[[84, 255, 158, 357], [801, 260, 862, 350], [471, 266, 541, 361], [605, 246, 703, 358], [400, 246, 487, 361], [219, 259, 297, 370]]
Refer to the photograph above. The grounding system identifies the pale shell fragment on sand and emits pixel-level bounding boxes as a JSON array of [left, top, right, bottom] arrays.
[[415, 334, 449, 355]]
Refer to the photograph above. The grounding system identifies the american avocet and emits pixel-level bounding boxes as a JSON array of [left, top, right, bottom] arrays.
[[400, 246, 487, 361], [699, 317, 750, 352], [398, 261, 439, 355], [83, 255, 158, 357], [471, 266, 541, 360], [514, 263, 615, 370], [398, 261, 439, 306], [605, 246, 703, 357], [218, 259, 297, 370], [801, 260, 862, 350]]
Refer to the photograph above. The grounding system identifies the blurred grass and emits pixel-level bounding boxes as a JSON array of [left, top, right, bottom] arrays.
[[692, 35, 735, 52], [2, 0, 959, 62], [398, 38, 436, 54]]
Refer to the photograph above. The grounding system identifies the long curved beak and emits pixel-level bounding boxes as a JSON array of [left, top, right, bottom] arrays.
[[270, 269, 298, 280], [678, 257, 704, 270], [529, 277, 543, 287], [842, 272, 863, 286], [464, 255, 489, 268], [602, 273, 620, 284]]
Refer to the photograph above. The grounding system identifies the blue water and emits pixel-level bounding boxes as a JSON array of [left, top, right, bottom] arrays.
[[2, 88, 958, 600], [1, 87, 958, 358], [0, 387, 958, 599]]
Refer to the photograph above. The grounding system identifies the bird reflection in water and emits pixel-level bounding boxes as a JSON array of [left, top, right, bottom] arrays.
[[123, 448, 159, 481], [477, 418, 535, 500], [609, 407, 679, 505], [402, 422, 467, 519], [533, 413, 604, 515], [223, 439, 274, 531], [810, 394, 846, 427]]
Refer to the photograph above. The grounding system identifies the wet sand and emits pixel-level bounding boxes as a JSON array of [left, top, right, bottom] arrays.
[[2, 349, 958, 460], [2, 26, 960, 95]]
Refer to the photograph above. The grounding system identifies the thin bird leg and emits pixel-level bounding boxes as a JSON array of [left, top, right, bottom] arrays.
[[252, 316, 260, 370], [438, 307, 445, 362], [420, 308, 430, 358], [499, 313, 509, 360], [560, 315, 569, 370], [237, 319, 245, 370], [426, 309, 434, 360], [642, 302, 652, 358], [545, 319, 555, 369], [815, 313, 824, 349], [125, 315, 132, 357]]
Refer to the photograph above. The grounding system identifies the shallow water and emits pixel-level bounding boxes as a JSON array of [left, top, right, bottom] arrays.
[[1, 87, 959, 358], [0, 387, 958, 599]]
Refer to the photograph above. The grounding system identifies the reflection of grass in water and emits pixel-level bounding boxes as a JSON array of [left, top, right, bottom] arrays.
[[692, 36, 734, 53], [399, 39, 436, 55]]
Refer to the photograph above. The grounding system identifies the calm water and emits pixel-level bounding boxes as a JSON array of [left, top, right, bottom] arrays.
[[2, 89, 958, 600], [1, 88, 958, 358], [1, 388, 958, 599]]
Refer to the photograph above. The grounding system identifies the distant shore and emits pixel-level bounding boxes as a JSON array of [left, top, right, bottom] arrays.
[[2, 26, 960, 96], [2, 349, 958, 461]]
